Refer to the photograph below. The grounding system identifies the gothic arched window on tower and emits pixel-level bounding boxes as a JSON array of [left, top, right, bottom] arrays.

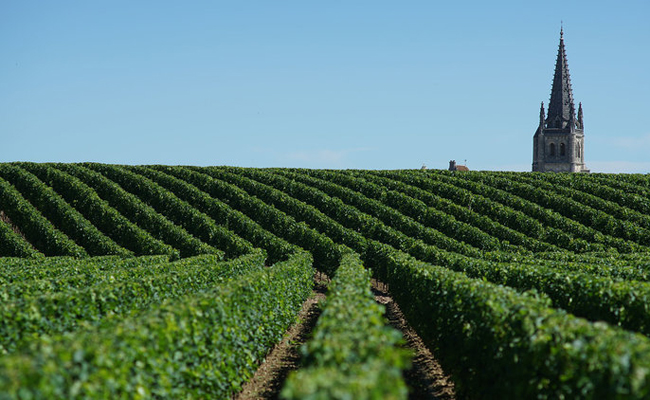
[[560, 143, 566, 156], [549, 143, 556, 156]]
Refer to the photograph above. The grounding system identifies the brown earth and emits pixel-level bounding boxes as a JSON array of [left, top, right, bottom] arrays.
[[372, 280, 456, 400], [0, 210, 26, 238], [234, 276, 328, 400], [236, 274, 455, 399]]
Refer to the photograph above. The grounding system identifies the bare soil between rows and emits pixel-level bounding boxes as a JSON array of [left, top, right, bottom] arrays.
[[236, 275, 455, 399], [0, 210, 26, 238], [372, 280, 456, 400], [235, 275, 328, 400]]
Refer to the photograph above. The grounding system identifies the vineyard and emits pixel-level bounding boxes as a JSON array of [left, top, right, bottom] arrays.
[[2, 163, 650, 398]]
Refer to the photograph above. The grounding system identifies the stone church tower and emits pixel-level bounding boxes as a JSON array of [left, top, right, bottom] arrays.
[[532, 28, 588, 173]]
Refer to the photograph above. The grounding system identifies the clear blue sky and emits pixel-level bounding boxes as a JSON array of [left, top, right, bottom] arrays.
[[2, 1, 649, 172]]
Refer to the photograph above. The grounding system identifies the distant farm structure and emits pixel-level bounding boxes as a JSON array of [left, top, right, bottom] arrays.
[[448, 160, 469, 171]]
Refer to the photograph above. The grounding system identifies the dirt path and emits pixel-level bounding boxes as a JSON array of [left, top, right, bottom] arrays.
[[0, 210, 26, 238], [236, 276, 455, 399], [372, 280, 456, 400], [235, 279, 328, 400]]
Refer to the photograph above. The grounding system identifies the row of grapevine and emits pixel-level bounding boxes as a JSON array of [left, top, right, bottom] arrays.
[[605, 173, 650, 190], [261, 168, 650, 337], [120, 165, 256, 256], [367, 242, 650, 399], [528, 172, 650, 216], [0, 251, 265, 354], [0, 175, 86, 257], [592, 173, 650, 211], [129, 165, 299, 264], [280, 168, 509, 250], [375, 170, 552, 242], [0, 213, 39, 258], [195, 167, 371, 255], [505, 253, 650, 281], [514, 172, 650, 233], [282, 251, 410, 398], [0, 255, 167, 284], [4, 163, 650, 398], [210, 167, 480, 266], [0, 164, 131, 257], [0, 251, 313, 398], [49, 163, 219, 258], [405, 243, 650, 336], [340, 169, 560, 252], [18, 163, 178, 257], [169, 166, 343, 274], [0, 255, 167, 301], [272, 168, 499, 254], [224, 167, 650, 337], [413, 170, 634, 252], [446, 171, 649, 251]]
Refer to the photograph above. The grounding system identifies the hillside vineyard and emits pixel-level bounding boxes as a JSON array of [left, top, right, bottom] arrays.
[[2, 164, 650, 398]]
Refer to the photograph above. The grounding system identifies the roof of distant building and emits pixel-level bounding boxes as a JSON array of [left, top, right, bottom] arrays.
[[448, 160, 469, 171]]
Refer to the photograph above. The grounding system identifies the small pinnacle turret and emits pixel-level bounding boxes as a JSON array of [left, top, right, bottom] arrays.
[[532, 27, 588, 173], [577, 102, 584, 129]]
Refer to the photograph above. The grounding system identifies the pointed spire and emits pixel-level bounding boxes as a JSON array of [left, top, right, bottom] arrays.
[[539, 102, 545, 128], [546, 26, 577, 130]]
